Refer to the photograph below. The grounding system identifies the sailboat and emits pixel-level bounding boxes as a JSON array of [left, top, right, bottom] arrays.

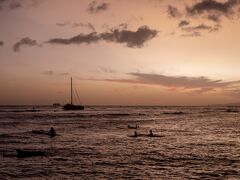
[[63, 77, 84, 110]]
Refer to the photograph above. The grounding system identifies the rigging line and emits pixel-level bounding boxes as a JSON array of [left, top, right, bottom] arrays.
[[72, 86, 77, 104], [75, 88, 81, 104], [73, 89, 78, 104]]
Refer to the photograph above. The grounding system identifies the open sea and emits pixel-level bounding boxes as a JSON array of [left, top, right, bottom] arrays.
[[0, 105, 240, 179]]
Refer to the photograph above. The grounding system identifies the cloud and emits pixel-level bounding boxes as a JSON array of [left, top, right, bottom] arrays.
[[72, 23, 95, 31], [87, 0, 109, 13], [13, 37, 40, 52], [9, 1, 21, 9], [48, 32, 100, 45], [0, 0, 7, 10], [207, 14, 221, 22], [0, 41, 4, 46], [99, 72, 240, 93], [186, 0, 240, 15], [43, 70, 69, 76], [48, 26, 158, 48], [43, 70, 54, 76], [0, 0, 22, 10], [178, 20, 190, 27], [99, 66, 117, 73], [56, 22, 95, 31], [182, 24, 212, 31], [181, 24, 221, 33], [56, 22, 69, 27], [167, 5, 181, 18], [101, 26, 158, 48], [181, 32, 201, 37]]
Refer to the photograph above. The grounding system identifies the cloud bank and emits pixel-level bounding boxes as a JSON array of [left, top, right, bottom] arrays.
[[48, 26, 158, 48], [100, 72, 240, 94]]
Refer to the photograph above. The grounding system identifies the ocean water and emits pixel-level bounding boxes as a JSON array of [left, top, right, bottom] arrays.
[[0, 106, 240, 179]]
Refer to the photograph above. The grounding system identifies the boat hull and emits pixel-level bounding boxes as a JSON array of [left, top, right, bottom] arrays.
[[16, 149, 45, 158], [63, 104, 84, 110]]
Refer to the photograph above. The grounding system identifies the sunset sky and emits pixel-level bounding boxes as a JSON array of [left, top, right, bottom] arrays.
[[1, 0, 240, 105]]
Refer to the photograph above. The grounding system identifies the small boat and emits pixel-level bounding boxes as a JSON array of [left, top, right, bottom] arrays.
[[63, 77, 84, 110], [16, 149, 45, 158], [53, 103, 61, 107], [63, 103, 84, 110]]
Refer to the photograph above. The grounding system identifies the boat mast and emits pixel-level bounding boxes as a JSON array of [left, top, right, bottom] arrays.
[[71, 77, 73, 105]]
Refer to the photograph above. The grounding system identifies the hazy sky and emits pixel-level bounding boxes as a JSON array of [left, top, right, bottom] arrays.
[[1, 0, 240, 105]]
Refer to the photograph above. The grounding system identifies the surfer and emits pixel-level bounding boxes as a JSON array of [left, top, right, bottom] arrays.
[[149, 130, 153, 137], [48, 127, 56, 137], [134, 131, 138, 137]]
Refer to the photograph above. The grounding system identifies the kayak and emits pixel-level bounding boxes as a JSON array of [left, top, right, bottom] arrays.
[[16, 149, 45, 158], [32, 130, 50, 136], [128, 134, 164, 138], [148, 134, 164, 137]]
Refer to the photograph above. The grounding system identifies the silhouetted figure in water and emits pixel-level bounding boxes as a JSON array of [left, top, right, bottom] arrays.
[[134, 131, 138, 137], [48, 127, 56, 137], [149, 130, 153, 137]]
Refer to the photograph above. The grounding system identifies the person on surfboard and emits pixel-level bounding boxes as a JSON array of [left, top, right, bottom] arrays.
[[48, 127, 56, 137], [149, 130, 153, 137]]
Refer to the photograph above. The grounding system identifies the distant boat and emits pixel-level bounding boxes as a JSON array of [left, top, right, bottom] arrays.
[[63, 77, 84, 110], [53, 103, 61, 107]]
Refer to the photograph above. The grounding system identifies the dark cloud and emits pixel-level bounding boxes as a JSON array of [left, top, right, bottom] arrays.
[[48, 32, 100, 45], [207, 14, 221, 22], [87, 0, 109, 13], [13, 37, 39, 52], [101, 26, 158, 48], [48, 26, 158, 48], [9, 1, 21, 9], [0, 41, 4, 46], [178, 20, 190, 27], [118, 23, 128, 30], [0, 0, 22, 10], [0, 0, 7, 9], [101, 72, 240, 93], [186, 0, 240, 15], [167, 5, 181, 18]]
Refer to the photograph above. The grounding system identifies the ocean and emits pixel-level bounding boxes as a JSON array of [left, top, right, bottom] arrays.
[[0, 106, 240, 179]]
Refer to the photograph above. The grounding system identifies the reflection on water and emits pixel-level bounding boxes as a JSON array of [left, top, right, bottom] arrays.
[[0, 106, 240, 179]]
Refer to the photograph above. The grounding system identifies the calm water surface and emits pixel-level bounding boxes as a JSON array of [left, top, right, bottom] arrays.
[[0, 106, 240, 179]]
